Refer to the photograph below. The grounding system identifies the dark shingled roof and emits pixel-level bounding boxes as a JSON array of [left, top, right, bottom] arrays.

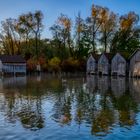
[[0, 55, 26, 63], [91, 53, 101, 61], [103, 53, 113, 60], [128, 48, 140, 60], [115, 52, 130, 62], [97, 52, 113, 63]]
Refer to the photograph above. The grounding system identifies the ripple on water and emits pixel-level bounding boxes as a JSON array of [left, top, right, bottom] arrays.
[[1, 76, 140, 140]]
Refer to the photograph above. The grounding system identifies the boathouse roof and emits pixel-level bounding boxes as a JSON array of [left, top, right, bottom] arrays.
[[91, 53, 100, 61], [0, 55, 26, 63], [128, 48, 140, 60]]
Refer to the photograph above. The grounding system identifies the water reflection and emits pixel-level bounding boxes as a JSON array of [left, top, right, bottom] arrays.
[[0, 75, 140, 139], [98, 76, 110, 94], [111, 77, 126, 98], [0, 76, 44, 131], [129, 79, 140, 104], [1, 76, 26, 90], [86, 75, 97, 93], [85, 76, 139, 135]]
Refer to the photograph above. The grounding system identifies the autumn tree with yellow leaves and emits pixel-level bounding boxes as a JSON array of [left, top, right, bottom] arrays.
[[0, 4, 140, 72]]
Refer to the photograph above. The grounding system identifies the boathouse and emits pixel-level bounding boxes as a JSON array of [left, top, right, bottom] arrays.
[[111, 53, 127, 76], [98, 53, 111, 75], [87, 54, 99, 74], [0, 55, 26, 75], [129, 48, 140, 77]]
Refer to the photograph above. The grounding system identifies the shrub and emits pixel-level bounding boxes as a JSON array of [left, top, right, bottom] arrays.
[[27, 56, 48, 72], [38, 56, 48, 71], [61, 57, 80, 72], [48, 57, 61, 73], [27, 58, 37, 72]]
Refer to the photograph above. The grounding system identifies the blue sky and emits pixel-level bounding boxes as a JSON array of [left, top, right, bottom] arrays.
[[0, 0, 140, 38]]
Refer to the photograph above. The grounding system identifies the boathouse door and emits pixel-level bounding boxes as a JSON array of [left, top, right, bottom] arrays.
[[118, 62, 125, 76], [133, 62, 140, 77]]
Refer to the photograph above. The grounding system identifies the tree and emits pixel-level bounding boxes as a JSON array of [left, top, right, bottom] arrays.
[[58, 14, 72, 56], [17, 14, 33, 47], [50, 14, 73, 57], [0, 18, 20, 55], [32, 11, 43, 59], [111, 12, 140, 53], [86, 4, 104, 52], [75, 12, 84, 47], [18, 11, 43, 58], [74, 12, 89, 58], [99, 8, 117, 52]]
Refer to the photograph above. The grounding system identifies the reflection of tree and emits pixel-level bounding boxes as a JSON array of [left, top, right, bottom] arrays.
[[61, 96, 72, 125], [52, 94, 72, 125], [17, 79, 45, 130], [113, 91, 138, 126], [3, 92, 18, 123], [91, 109, 114, 135], [75, 89, 96, 125], [2, 77, 45, 130], [74, 79, 115, 135], [91, 89, 115, 136], [4, 93, 45, 130], [119, 111, 134, 126], [129, 79, 140, 103], [75, 90, 87, 125], [50, 79, 73, 125], [17, 109, 44, 130], [1, 75, 140, 135], [52, 78, 85, 126], [0, 78, 3, 90]]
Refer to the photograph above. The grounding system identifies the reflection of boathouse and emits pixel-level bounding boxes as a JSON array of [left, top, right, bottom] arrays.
[[0, 76, 26, 89], [111, 77, 126, 98], [86, 75, 97, 93], [129, 79, 140, 103], [98, 76, 109, 94]]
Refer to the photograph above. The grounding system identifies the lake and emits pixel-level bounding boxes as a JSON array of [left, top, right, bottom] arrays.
[[0, 75, 140, 140]]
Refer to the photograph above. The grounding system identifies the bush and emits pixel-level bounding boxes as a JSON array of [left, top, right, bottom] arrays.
[[48, 57, 61, 73], [61, 57, 80, 72], [78, 58, 86, 72], [38, 56, 48, 71], [27, 56, 48, 72], [27, 58, 37, 72]]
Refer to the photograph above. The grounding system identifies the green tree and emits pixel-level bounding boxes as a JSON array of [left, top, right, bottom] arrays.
[[0, 18, 20, 55], [86, 4, 104, 52], [99, 8, 117, 52], [111, 12, 140, 53]]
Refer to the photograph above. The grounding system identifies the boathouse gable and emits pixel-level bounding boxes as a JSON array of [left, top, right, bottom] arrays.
[[111, 53, 126, 76], [129, 48, 140, 77], [98, 53, 111, 75], [87, 54, 97, 74]]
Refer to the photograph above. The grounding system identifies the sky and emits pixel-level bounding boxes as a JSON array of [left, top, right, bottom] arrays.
[[0, 0, 140, 38]]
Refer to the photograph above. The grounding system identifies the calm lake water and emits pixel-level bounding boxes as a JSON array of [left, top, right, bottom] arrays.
[[0, 75, 140, 140]]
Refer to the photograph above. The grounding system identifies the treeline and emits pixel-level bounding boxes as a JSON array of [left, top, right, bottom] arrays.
[[0, 4, 140, 72]]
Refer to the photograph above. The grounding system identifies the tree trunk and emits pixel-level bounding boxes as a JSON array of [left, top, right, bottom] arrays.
[[104, 32, 107, 53], [92, 33, 95, 52], [35, 32, 38, 59]]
